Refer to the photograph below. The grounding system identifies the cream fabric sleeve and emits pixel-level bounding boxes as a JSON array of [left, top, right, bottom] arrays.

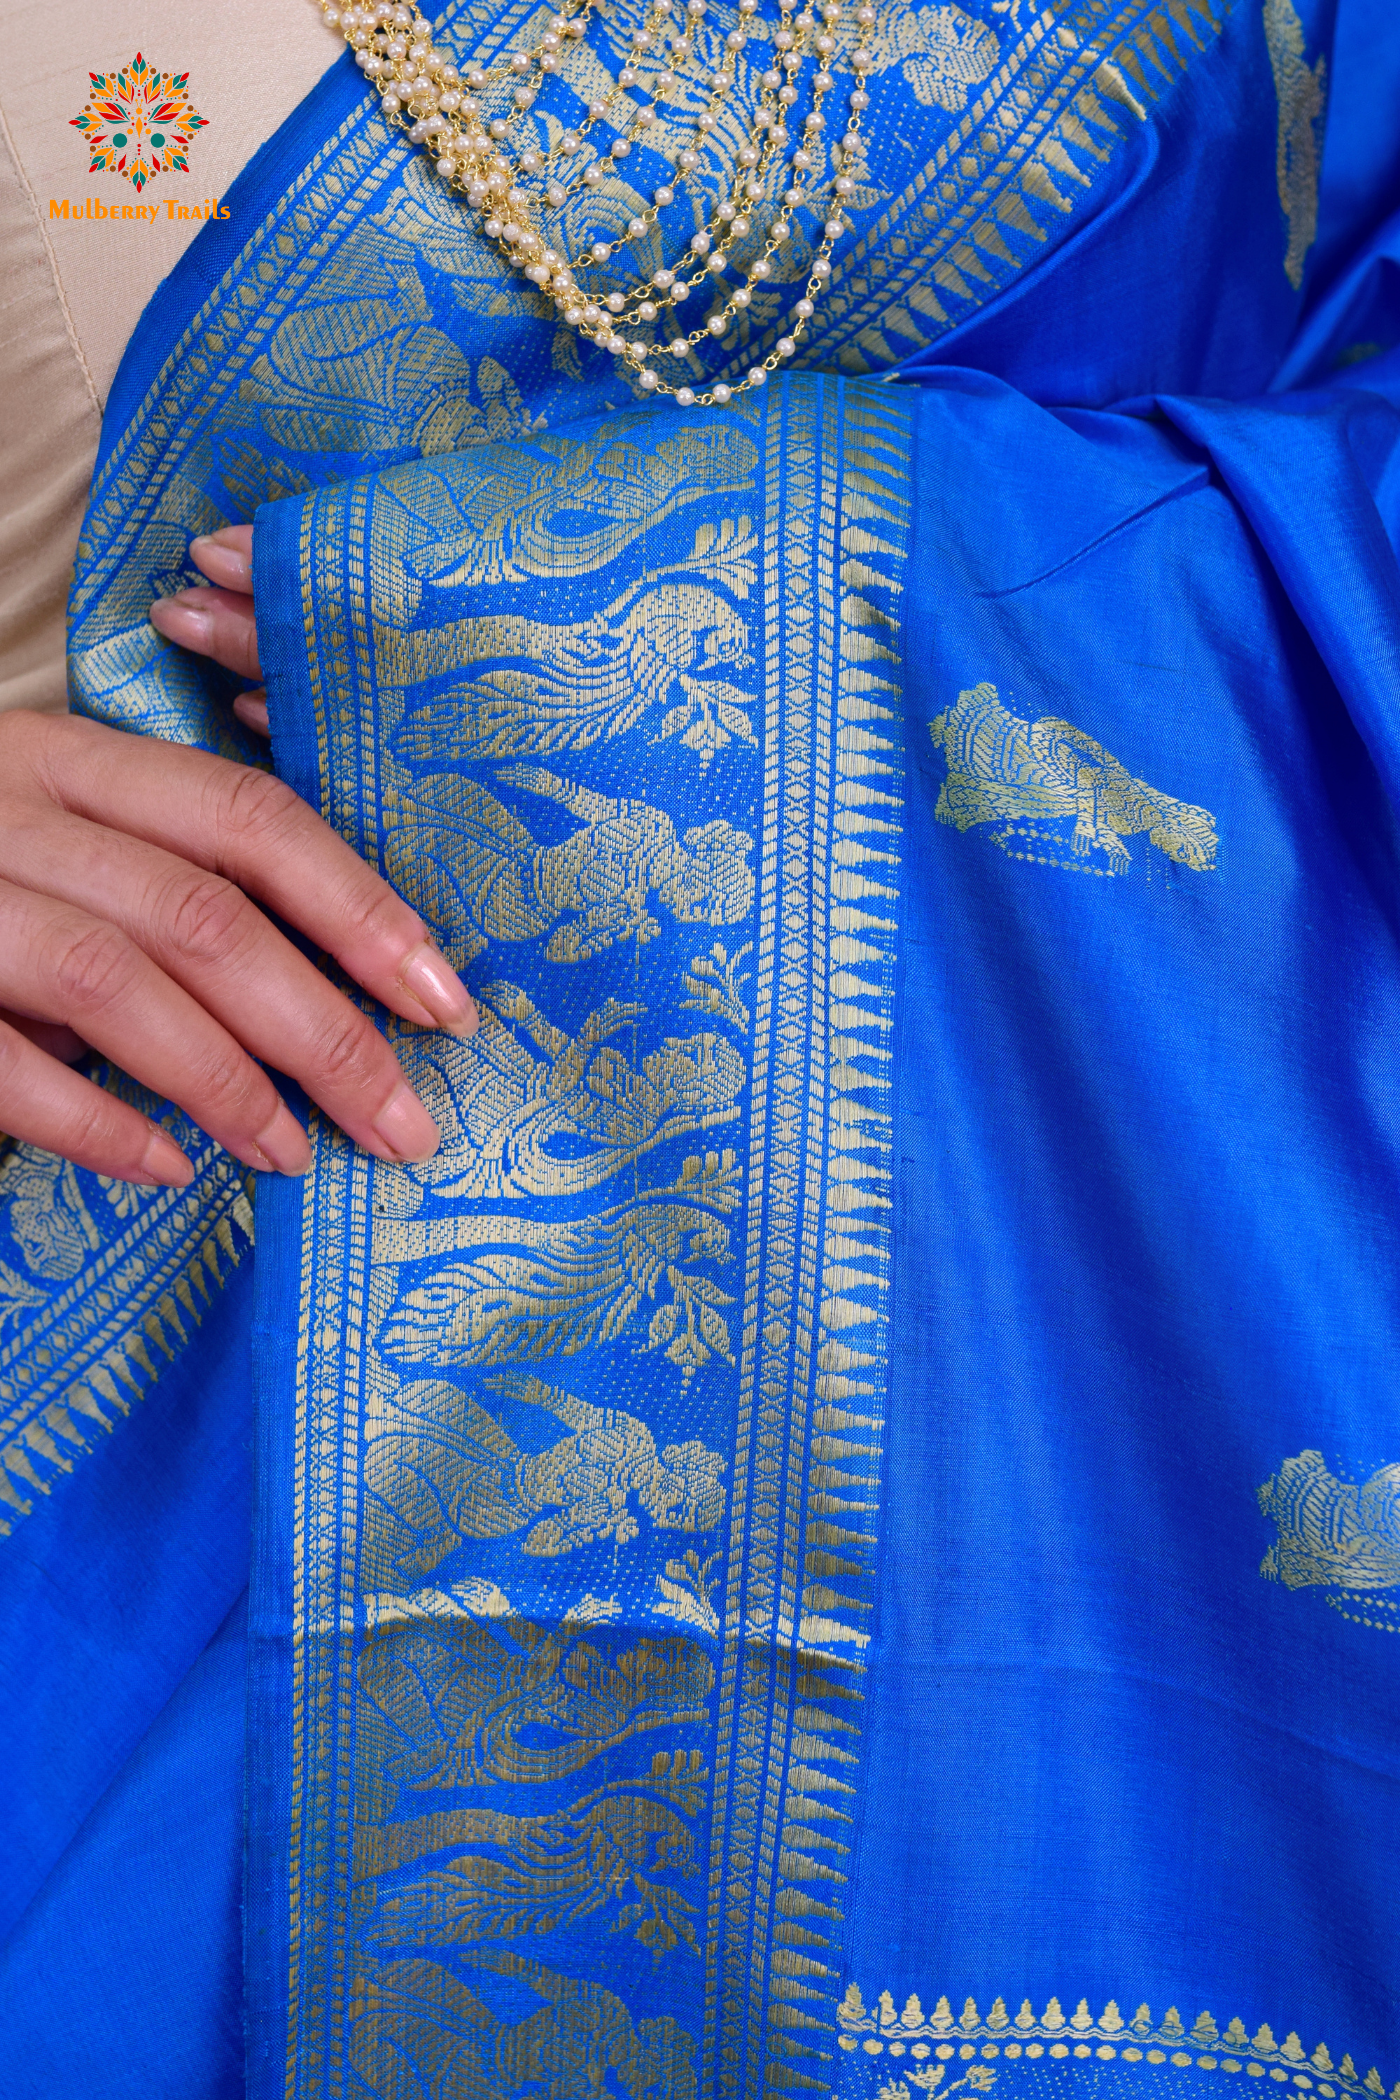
[[0, 1, 335, 714]]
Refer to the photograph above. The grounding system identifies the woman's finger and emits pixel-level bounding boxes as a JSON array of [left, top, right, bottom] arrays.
[[149, 585, 261, 679], [0, 1007, 88, 1063], [0, 809, 443, 1165], [233, 687, 271, 737], [37, 714, 477, 1040], [0, 1018, 195, 1184], [190, 525, 253, 593], [0, 876, 319, 1175]]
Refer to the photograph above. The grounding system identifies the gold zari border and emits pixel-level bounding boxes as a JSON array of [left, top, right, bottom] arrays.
[[838, 1994, 1400, 2100]]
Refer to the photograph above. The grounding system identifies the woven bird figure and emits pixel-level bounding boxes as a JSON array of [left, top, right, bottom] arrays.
[[389, 581, 753, 769]]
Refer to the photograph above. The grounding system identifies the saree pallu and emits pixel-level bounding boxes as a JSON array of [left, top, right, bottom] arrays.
[[2, 0, 1400, 2092]]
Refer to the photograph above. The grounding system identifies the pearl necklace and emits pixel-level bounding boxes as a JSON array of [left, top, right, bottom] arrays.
[[319, 0, 876, 406]]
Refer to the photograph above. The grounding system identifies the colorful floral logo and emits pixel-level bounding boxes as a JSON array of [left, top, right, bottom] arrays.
[[70, 54, 207, 193]]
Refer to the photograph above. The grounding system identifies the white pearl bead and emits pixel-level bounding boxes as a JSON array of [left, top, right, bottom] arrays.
[[824, 217, 844, 238], [676, 386, 696, 405], [639, 368, 660, 390], [669, 337, 690, 354], [564, 303, 584, 323], [795, 297, 814, 316], [706, 314, 727, 335], [539, 51, 558, 70], [731, 215, 750, 236], [712, 383, 732, 402], [691, 231, 711, 253], [381, 90, 402, 111], [747, 366, 766, 385], [509, 50, 529, 70], [592, 240, 611, 260], [611, 137, 631, 157], [619, 65, 638, 85], [811, 257, 831, 277], [588, 99, 608, 119], [436, 153, 455, 174], [671, 278, 691, 299], [851, 88, 870, 107], [732, 285, 751, 306], [750, 257, 771, 279], [654, 185, 675, 205], [761, 68, 782, 88], [706, 253, 727, 272], [678, 150, 699, 170], [513, 86, 534, 107], [606, 291, 626, 311], [653, 269, 675, 288], [547, 181, 567, 205], [777, 335, 796, 356], [639, 300, 657, 320], [696, 111, 716, 132], [773, 219, 791, 242], [561, 131, 581, 152], [814, 68, 833, 89], [583, 164, 604, 184], [778, 84, 798, 103], [656, 70, 677, 92], [484, 215, 503, 236], [628, 216, 648, 236], [582, 302, 602, 323]]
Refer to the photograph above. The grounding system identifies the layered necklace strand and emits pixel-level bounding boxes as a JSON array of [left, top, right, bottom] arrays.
[[319, 0, 876, 405]]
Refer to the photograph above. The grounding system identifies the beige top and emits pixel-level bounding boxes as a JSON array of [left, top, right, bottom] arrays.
[[0, 2, 336, 713]]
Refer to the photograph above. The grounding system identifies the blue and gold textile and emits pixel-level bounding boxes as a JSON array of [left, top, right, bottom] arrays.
[[1, 0, 1400, 2093]]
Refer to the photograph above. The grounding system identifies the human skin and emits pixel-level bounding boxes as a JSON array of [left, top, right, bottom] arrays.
[[0, 523, 477, 1187]]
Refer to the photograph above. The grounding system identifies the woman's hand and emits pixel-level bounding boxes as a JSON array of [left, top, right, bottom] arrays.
[[0, 697, 476, 1185]]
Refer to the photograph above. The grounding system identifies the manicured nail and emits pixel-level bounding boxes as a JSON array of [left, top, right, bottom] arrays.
[[140, 1121, 195, 1188], [249, 1103, 312, 1176], [399, 942, 477, 1035], [369, 1084, 440, 1163], [149, 595, 213, 649], [190, 533, 251, 589], [233, 688, 271, 736]]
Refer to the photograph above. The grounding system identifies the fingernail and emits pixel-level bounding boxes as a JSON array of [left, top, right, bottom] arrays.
[[190, 533, 251, 588], [400, 942, 478, 1035], [250, 1103, 312, 1176], [369, 1084, 440, 1163], [149, 596, 213, 648], [141, 1121, 195, 1188]]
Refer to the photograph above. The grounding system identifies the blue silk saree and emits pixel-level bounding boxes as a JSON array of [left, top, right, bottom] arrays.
[[3, 0, 1400, 2092]]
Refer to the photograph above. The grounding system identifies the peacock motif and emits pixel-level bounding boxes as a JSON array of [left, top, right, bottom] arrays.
[[386, 579, 755, 772]]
